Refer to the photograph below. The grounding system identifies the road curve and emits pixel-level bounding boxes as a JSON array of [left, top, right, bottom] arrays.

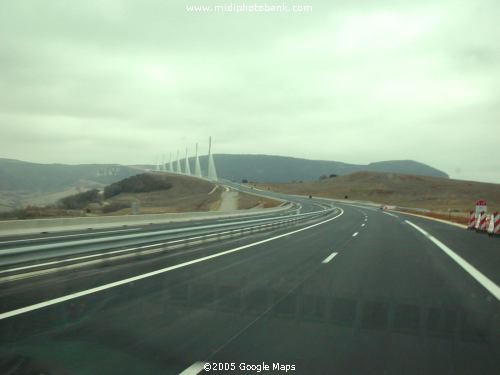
[[0, 191, 498, 375]]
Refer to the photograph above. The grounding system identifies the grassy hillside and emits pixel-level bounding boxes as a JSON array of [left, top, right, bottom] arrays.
[[106, 173, 220, 214], [255, 172, 500, 213], [103, 174, 173, 199], [0, 156, 449, 211], [0, 158, 142, 211], [0, 172, 283, 219], [0, 173, 221, 219], [190, 154, 449, 183], [0, 158, 140, 192]]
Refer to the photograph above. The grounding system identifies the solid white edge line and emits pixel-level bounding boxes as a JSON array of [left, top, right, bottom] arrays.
[[383, 211, 399, 218], [0, 209, 345, 320], [396, 210, 467, 229], [352, 232, 358, 237], [405, 220, 500, 301], [322, 252, 338, 264], [179, 361, 206, 375]]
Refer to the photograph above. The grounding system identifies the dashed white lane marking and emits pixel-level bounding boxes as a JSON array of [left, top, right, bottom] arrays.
[[383, 211, 399, 218], [352, 232, 359, 237], [406, 220, 500, 301], [0, 209, 345, 320], [179, 361, 205, 375], [322, 252, 338, 264], [361, 223, 366, 227]]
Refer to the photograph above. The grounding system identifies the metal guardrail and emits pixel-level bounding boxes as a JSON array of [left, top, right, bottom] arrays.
[[0, 207, 338, 282], [0, 206, 301, 255], [0, 200, 296, 237]]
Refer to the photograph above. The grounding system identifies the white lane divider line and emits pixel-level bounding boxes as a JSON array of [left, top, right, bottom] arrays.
[[383, 211, 399, 218], [352, 232, 359, 237], [405, 220, 500, 301], [179, 361, 206, 375], [0, 209, 345, 320], [361, 223, 366, 227], [322, 252, 338, 264]]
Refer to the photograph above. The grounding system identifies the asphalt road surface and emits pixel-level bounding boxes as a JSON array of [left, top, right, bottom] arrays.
[[0, 194, 498, 375]]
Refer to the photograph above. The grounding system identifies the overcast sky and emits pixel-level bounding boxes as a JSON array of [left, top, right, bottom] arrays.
[[0, 0, 498, 182]]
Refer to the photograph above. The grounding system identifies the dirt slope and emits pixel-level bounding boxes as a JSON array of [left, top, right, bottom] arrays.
[[255, 172, 500, 213]]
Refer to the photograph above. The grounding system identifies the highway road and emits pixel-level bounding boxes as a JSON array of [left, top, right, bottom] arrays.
[[0, 190, 499, 374]]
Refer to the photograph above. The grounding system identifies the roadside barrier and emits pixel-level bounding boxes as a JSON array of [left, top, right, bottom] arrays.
[[487, 211, 499, 236], [475, 211, 487, 232], [0, 208, 338, 281], [484, 214, 491, 233], [467, 210, 476, 229]]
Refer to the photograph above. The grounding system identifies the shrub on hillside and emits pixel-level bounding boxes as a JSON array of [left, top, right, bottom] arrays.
[[104, 173, 172, 199], [0, 206, 80, 220], [59, 189, 100, 209], [102, 201, 130, 213]]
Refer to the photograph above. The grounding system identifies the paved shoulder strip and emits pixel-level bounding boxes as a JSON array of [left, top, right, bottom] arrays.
[[406, 220, 500, 301], [396, 210, 467, 229]]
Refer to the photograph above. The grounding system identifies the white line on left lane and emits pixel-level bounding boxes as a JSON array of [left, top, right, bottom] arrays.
[[179, 361, 206, 375], [322, 252, 338, 264], [0, 209, 345, 320]]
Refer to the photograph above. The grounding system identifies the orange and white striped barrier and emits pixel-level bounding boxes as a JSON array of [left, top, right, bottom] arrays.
[[475, 211, 487, 232], [487, 211, 499, 236], [467, 210, 476, 229], [484, 214, 491, 232]]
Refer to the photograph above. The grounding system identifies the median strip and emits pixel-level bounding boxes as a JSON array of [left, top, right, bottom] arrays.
[[0, 209, 344, 320], [0, 228, 141, 246], [0, 210, 337, 281]]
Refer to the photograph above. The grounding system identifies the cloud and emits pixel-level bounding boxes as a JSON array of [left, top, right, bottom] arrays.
[[0, 0, 498, 182]]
